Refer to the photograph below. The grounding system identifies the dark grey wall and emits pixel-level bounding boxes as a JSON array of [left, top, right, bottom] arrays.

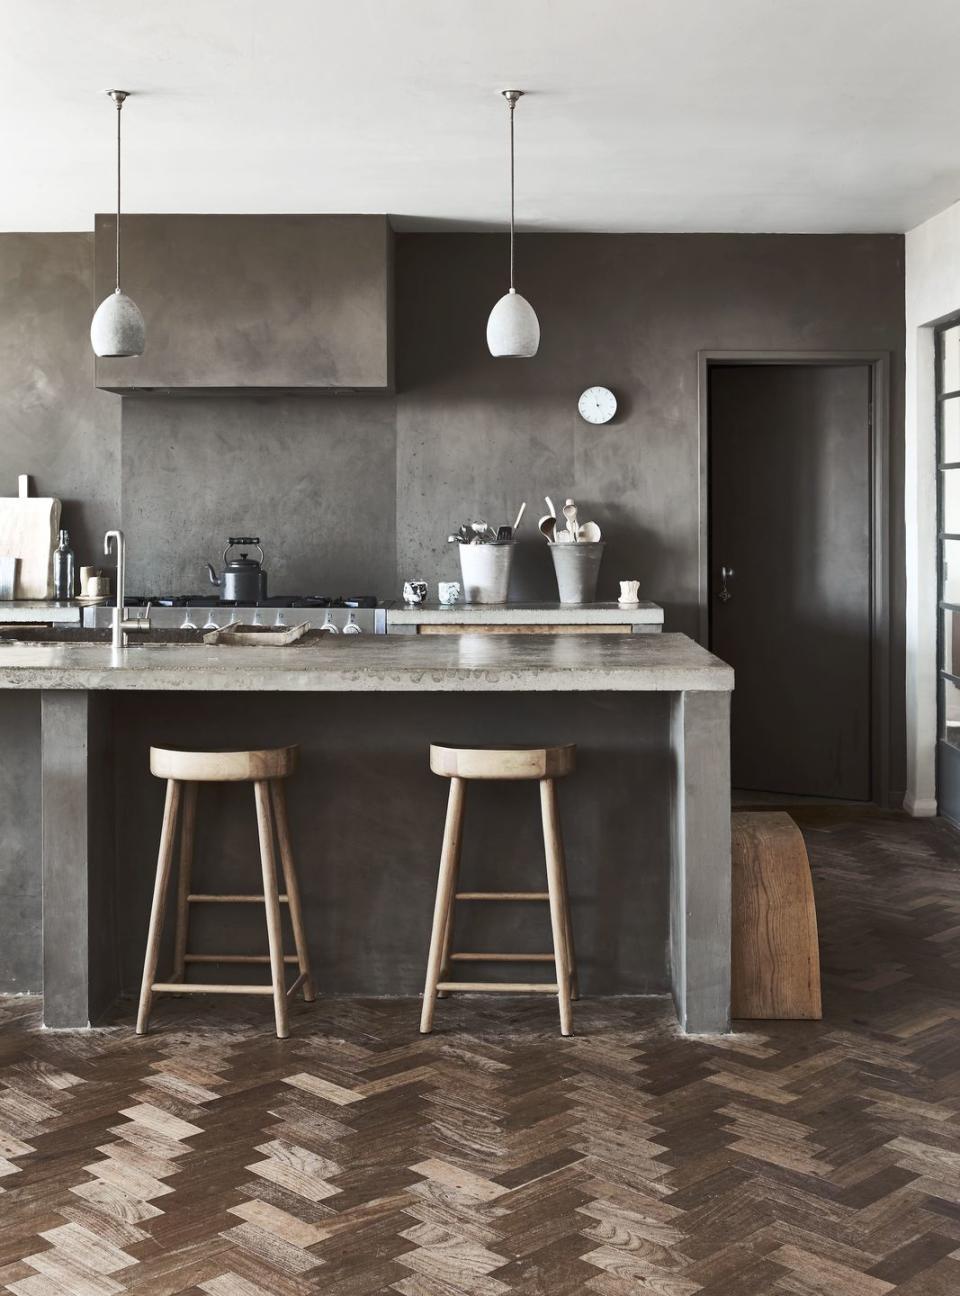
[[0, 229, 906, 993], [0, 233, 121, 555]]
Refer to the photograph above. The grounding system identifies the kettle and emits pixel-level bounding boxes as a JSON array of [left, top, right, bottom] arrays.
[[207, 537, 268, 603]]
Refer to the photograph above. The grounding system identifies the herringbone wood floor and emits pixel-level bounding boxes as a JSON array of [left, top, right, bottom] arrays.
[[1, 809, 959, 1295]]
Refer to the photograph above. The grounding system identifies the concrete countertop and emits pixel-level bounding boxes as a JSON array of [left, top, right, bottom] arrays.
[[0, 600, 83, 623], [0, 632, 732, 693], [388, 600, 664, 625]]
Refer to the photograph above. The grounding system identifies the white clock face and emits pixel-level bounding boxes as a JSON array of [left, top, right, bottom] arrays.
[[578, 386, 617, 424]]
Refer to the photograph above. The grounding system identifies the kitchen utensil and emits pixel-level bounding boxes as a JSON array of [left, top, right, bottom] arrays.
[[549, 541, 605, 604], [562, 499, 579, 537], [538, 513, 557, 543], [438, 581, 461, 605], [0, 476, 61, 598], [618, 579, 641, 607], [458, 541, 514, 603], [496, 525, 512, 543], [207, 538, 268, 603], [577, 521, 602, 543], [513, 501, 527, 533], [555, 527, 575, 543], [545, 496, 556, 519]]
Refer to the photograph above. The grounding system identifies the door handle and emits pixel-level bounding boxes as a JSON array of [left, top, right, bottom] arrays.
[[717, 566, 735, 602]]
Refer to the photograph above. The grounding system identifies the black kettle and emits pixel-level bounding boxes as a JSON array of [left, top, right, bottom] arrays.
[[207, 538, 268, 603]]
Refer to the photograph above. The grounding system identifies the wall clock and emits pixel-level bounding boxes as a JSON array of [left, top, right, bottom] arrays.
[[578, 386, 617, 424]]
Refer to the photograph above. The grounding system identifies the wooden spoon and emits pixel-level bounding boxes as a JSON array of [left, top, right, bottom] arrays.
[[562, 499, 579, 538]]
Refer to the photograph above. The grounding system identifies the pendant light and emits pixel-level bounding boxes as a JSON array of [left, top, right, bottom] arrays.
[[90, 90, 145, 358], [486, 90, 540, 358]]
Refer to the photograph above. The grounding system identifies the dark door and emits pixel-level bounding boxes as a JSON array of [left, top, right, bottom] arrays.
[[709, 364, 872, 799]]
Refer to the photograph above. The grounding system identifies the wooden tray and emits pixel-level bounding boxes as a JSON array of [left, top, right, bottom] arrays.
[[202, 621, 310, 646]]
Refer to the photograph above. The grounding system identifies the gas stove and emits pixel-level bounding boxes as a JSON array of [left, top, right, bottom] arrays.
[[82, 595, 386, 634]]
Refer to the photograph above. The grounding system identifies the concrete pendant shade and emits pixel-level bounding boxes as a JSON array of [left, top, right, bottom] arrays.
[[91, 289, 146, 358], [486, 287, 540, 357], [91, 90, 145, 358]]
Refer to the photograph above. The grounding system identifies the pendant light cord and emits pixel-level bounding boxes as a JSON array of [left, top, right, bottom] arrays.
[[114, 96, 122, 294], [505, 97, 513, 290]]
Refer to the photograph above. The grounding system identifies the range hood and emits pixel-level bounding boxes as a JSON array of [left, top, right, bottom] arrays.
[[93, 215, 394, 394]]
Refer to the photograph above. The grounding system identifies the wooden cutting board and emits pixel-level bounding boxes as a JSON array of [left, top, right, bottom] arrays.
[[0, 490, 61, 598]]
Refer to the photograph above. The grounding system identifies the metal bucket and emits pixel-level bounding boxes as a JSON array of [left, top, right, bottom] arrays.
[[458, 543, 514, 604], [549, 541, 605, 604]]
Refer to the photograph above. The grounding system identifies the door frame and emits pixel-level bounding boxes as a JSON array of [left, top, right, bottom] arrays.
[[697, 349, 892, 806]]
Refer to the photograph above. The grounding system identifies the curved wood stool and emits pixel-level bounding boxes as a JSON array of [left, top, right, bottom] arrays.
[[421, 743, 578, 1036], [137, 745, 314, 1039]]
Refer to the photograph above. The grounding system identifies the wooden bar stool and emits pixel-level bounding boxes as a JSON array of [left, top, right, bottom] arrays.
[[420, 743, 579, 1037], [137, 745, 315, 1039]]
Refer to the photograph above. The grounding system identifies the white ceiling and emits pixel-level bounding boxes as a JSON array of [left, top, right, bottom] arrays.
[[4, 0, 960, 234]]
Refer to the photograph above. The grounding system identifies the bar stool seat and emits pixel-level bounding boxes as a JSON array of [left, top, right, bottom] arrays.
[[429, 743, 576, 781], [421, 742, 579, 1036], [137, 744, 314, 1039], [150, 745, 298, 782]]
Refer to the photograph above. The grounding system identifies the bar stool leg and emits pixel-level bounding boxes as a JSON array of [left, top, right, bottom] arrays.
[[254, 780, 290, 1039], [172, 782, 198, 984], [137, 779, 182, 1036], [540, 777, 574, 1037], [435, 854, 461, 998], [555, 833, 579, 1002], [270, 779, 316, 1002], [420, 777, 466, 1033], [436, 890, 456, 998]]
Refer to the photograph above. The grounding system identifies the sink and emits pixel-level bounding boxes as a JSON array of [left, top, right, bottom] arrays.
[[0, 626, 202, 646]]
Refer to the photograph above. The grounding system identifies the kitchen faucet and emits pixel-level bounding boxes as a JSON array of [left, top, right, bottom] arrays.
[[104, 529, 151, 648]]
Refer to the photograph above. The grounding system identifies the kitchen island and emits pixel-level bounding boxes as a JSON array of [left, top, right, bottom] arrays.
[[0, 633, 733, 1034]]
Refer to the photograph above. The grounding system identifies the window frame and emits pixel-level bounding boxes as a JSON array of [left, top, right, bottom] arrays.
[[936, 319, 960, 748]]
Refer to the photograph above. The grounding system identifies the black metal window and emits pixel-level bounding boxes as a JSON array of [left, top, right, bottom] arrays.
[[937, 319, 960, 749]]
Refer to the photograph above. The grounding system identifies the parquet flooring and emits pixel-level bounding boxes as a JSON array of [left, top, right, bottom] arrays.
[[1, 808, 959, 1294]]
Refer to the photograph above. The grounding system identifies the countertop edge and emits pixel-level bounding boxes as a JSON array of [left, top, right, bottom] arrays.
[[0, 666, 733, 692]]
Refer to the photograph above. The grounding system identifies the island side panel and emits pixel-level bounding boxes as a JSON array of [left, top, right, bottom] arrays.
[[670, 690, 732, 1033], [41, 691, 118, 1027]]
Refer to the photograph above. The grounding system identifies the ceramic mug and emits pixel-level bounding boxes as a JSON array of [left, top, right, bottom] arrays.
[[438, 581, 461, 606], [618, 579, 641, 605], [79, 566, 101, 597], [402, 579, 428, 605]]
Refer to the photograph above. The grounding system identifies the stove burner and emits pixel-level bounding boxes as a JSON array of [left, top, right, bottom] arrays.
[[128, 593, 381, 609]]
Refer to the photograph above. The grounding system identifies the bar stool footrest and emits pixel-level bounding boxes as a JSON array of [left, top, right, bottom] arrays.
[[184, 953, 299, 964], [187, 893, 289, 904], [455, 891, 549, 901], [450, 952, 555, 963], [150, 981, 275, 996], [435, 981, 560, 994]]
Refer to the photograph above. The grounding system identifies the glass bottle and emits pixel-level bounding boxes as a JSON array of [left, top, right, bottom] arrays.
[[53, 529, 75, 600]]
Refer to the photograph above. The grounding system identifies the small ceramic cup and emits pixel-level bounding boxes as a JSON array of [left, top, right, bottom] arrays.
[[618, 579, 641, 606], [80, 566, 103, 597], [402, 579, 428, 605], [438, 581, 461, 606]]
